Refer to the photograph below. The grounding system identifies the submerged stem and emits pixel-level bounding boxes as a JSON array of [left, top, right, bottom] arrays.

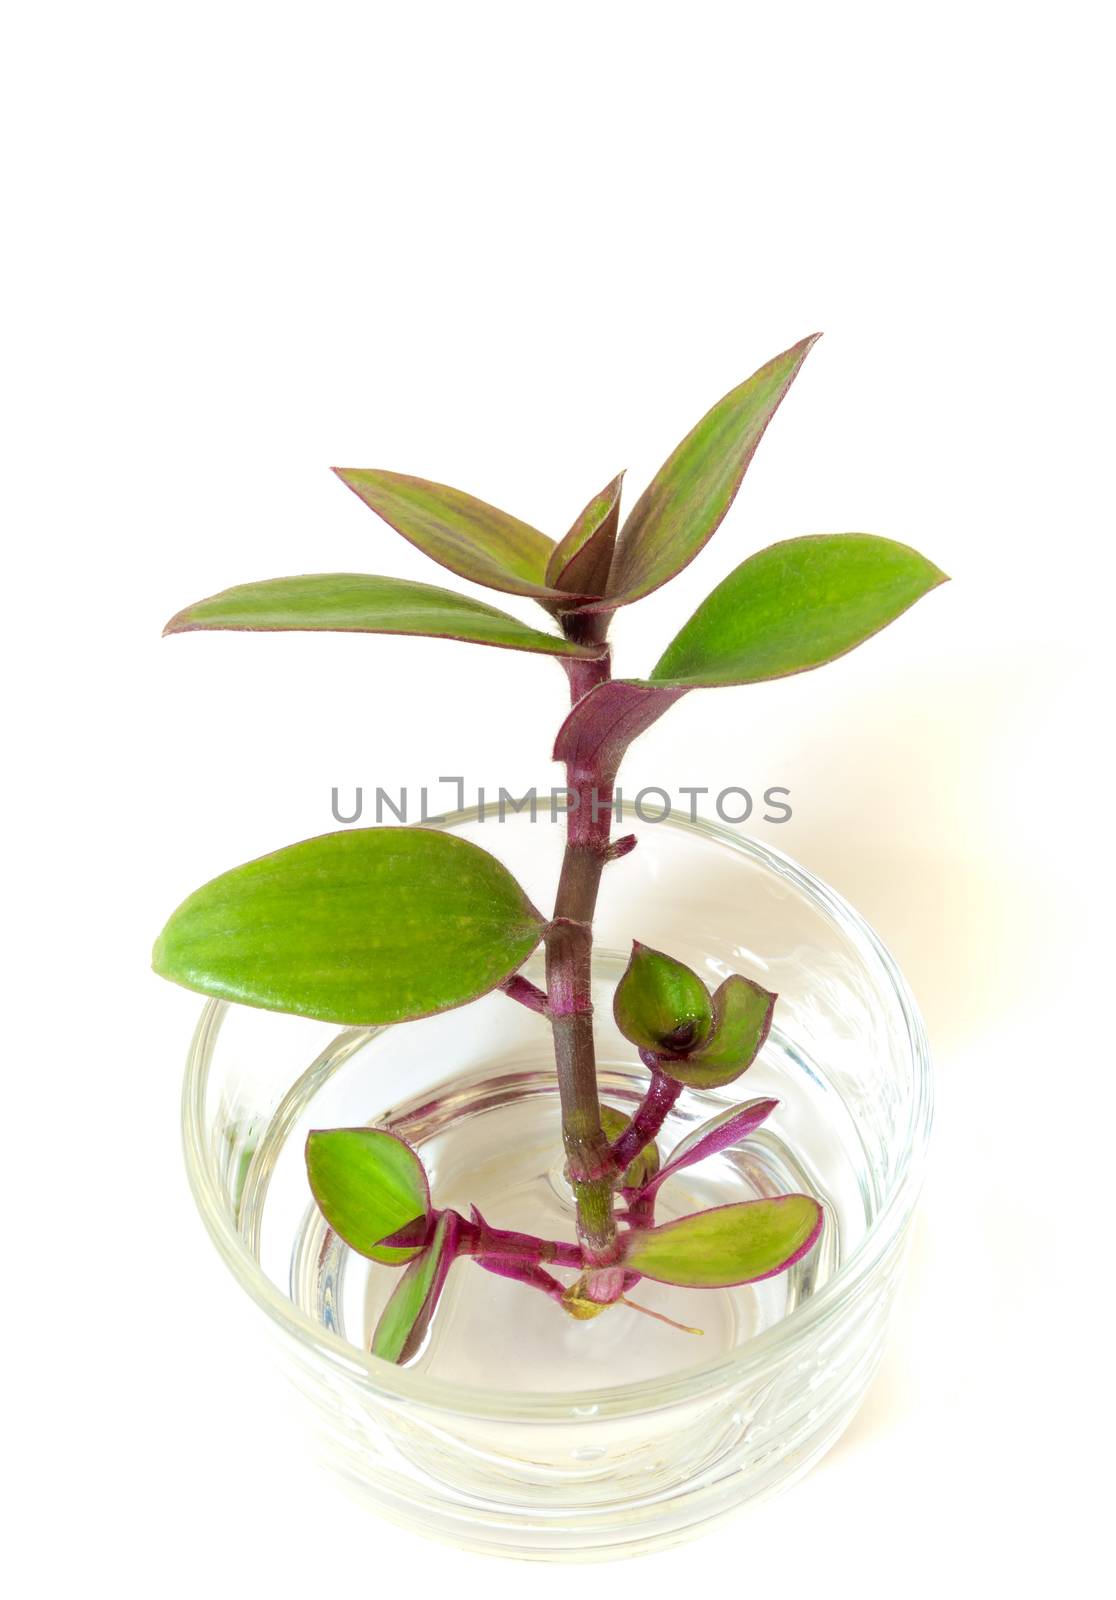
[[456, 1209, 582, 1269], [474, 1256, 567, 1304]]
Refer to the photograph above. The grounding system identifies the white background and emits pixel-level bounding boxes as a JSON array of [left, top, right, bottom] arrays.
[[5, 3, 1113, 1594]]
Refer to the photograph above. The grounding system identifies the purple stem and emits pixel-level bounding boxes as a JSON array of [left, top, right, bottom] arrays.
[[610, 1060, 683, 1172], [457, 1206, 583, 1269], [582, 1266, 640, 1304], [546, 643, 624, 1273], [623, 1193, 657, 1229], [499, 974, 549, 1014], [640, 1097, 780, 1204], [473, 1256, 568, 1304], [562, 650, 612, 705], [619, 1099, 782, 1234]]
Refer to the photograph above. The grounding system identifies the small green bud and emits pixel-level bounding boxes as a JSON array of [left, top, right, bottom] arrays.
[[613, 941, 713, 1054], [658, 974, 776, 1089]]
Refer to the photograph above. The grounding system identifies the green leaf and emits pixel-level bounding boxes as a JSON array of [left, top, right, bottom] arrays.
[[613, 941, 713, 1054], [651, 534, 948, 687], [335, 468, 574, 602], [163, 573, 603, 659], [659, 975, 775, 1089], [152, 827, 547, 1024], [598, 1104, 660, 1188], [545, 472, 624, 597], [372, 1210, 459, 1363], [603, 335, 819, 606], [623, 1196, 822, 1287], [305, 1128, 430, 1265]]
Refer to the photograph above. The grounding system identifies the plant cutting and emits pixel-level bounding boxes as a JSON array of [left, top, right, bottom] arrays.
[[155, 333, 946, 1365]]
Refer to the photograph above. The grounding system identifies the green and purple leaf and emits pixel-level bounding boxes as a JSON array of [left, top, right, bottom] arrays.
[[334, 468, 577, 602], [623, 1195, 822, 1287], [658, 974, 776, 1089], [641, 1099, 779, 1201], [372, 1209, 460, 1363], [602, 335, 819, 607], [613, 941, 713, 1054], [551, 536, 945, 783], [552, 678, 686, 782], [152, 827, 547, 1024], [651, 534, 948, 687], [376, 1215, 435, 1250], [305, 1127, 430, 1265], [163, 573, 603, 659], [545, 472, 624, 597]]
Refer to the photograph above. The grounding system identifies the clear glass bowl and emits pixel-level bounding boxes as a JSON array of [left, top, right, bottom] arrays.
[[182, 807, 931, 1560]]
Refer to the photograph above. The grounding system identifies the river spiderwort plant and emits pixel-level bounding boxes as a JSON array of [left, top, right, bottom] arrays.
[[154, 335, 947, 1362]]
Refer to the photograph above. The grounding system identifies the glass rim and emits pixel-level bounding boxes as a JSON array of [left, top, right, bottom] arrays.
[[181, 805, 933, 1422]]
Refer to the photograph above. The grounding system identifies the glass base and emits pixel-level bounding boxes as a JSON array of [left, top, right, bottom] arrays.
[[185, 810, 930, 1557], [234, 945, 865, 1395]]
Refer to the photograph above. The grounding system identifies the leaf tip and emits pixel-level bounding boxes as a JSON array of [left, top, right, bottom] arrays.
[[162, 608, 191, 636], [784, 331, 823, 365], [788, 1196, 825, 1267], [910, 552, 951, 598]]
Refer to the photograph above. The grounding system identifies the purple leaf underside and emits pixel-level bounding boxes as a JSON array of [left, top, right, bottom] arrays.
[[640, 1098, 779, 1201], [552, 679, 688, 783]]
